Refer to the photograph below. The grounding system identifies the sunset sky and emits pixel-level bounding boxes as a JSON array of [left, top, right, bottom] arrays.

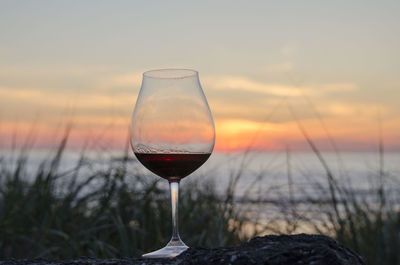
[[1, 1, 399, 152]]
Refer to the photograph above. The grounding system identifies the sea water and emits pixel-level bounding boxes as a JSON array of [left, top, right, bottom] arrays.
[[1, 148, 399, 233], [1, 149, 398, 200]]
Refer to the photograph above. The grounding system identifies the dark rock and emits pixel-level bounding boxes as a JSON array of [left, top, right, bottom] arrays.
[[0, 234, 365, 265]]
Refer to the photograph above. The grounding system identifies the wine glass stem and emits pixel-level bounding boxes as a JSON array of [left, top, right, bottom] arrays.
[[169, 181, 181, 243]]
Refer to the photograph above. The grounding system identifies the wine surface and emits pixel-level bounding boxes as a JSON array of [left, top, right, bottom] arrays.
[[134, 152, 211, 182]]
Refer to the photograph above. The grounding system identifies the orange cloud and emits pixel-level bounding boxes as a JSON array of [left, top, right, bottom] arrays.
[[203, 75, 358, 98], [0, 71, 399, 152]]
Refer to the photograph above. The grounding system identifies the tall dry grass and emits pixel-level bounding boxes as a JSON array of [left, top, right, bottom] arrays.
[[0, 134, 249, 258]]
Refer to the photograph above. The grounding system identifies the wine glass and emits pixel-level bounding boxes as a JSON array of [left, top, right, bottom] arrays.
[[130, 69, 215, 258]]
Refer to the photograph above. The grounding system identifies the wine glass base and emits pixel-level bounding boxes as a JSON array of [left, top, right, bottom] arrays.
[[142, 241, 188, 258]]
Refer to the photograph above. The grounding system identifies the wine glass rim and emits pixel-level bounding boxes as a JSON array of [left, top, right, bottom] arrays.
[[143, 68, 198, 79]]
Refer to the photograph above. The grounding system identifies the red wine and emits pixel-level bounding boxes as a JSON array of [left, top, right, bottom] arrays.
[[134, 152, 211, 182]]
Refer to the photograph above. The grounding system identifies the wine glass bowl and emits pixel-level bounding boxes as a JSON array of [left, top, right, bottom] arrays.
[[130, 69, 215, 258]]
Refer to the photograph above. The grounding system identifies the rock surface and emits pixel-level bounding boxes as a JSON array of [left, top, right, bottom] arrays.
[[0, 234, 365, 265]]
